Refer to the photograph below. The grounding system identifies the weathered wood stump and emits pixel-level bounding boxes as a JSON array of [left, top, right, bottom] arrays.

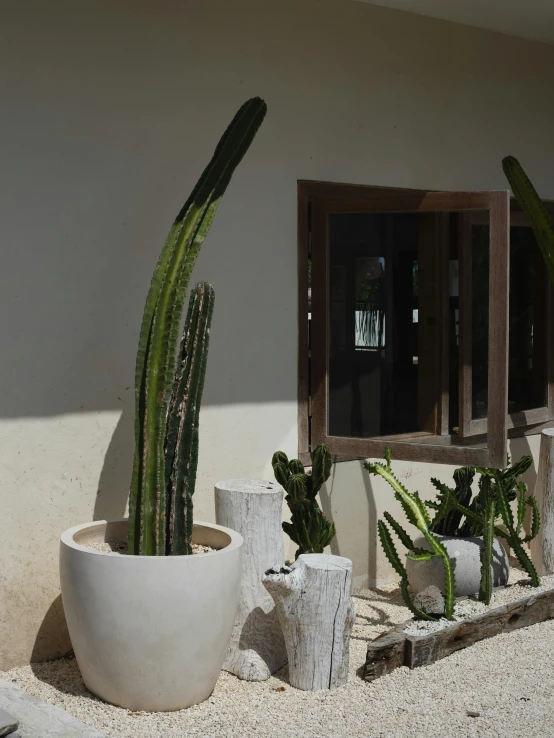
[[215, 479, 287, 681], [532, 428, 554, 576], [262, 554, 356, 691]]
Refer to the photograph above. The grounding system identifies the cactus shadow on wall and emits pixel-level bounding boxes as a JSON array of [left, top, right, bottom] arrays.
[[360, 459, 378, 588], [93, 409, 133, 522]]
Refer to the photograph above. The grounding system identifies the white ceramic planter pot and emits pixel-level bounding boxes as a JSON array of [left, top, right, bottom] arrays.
[[405, 534, 509, 597], [60, 519, 243, 712]]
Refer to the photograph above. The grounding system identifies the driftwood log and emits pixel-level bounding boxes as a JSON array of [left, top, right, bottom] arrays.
[[215, 479, 287, 680], [262, 554, 356, 691], [532, 428, 554, 576], [363, 586, 554, 682]]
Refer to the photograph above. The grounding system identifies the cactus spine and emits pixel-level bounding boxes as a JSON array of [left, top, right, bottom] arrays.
[[271, 444, 336, 558], [129, 98, 267, 555]]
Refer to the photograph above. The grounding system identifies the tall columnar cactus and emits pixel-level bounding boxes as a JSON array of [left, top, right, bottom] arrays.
[[502, 156, 554, 285], [128, 98, 267, 555], [271, 444, 336, 558], [165, 282, 215, 555]]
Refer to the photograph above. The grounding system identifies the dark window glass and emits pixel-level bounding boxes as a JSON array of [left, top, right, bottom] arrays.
[[471, 224, 547, 420], [328, 213, 419, 437]]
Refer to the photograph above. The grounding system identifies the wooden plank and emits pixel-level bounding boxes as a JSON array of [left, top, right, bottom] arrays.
[[324, 192, 492, 214], [362, 587, 554, 682], [297, 185, 310, 459], [325, 435, 488, 466], [467, 406, 551, 436], [362, 630, 406, 682], [407, 587, 554, 668]]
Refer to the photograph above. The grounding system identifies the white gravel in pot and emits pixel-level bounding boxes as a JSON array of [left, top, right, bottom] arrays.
[[3, 561, 554, 738]]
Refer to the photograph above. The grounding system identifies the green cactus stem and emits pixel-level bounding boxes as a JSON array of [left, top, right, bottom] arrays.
[[165, 282, 215, 555], [271, 443, 336, 558], [478, 476, 496, 605], [378, 520, 434, 621], [129, 98, 267, 555], [502, 156, 554, 285], [365, 450, 456, 620]]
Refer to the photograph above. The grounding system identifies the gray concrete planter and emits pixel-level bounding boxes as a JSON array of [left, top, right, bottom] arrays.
[[406, 534, 509, 597], [60, 519, 243, 712]]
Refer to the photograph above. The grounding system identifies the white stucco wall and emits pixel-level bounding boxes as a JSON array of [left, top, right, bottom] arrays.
[[2, 0, 554, 669]]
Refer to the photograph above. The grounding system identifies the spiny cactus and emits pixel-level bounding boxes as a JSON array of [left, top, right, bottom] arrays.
[[128, 98, 267, 555], [478, 461, 541, 588], [428, 466, 474, 536], [165, 282, 215, 555], [271, 443, 336, 558], [424, 455, 541, 603], [478, 475, 496, 604], [502, 156, 554, 285], [365, 450, 456, 620]]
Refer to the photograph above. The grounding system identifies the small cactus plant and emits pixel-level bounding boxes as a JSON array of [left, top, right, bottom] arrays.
[[366, 448, 541, 618], [272, 444, 336, 558], [128, 98, 267, 555], [366, 448, 456, 621]]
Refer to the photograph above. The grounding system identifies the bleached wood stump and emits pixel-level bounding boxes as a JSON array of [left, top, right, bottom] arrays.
[[262, 554, 356, 691], [532, 428, 554, 575], [215, 479, 287, 680]]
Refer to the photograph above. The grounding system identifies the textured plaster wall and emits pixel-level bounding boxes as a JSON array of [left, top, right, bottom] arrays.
[[1, 0, 554, 668]]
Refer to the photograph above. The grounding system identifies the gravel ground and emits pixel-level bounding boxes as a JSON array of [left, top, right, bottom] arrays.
[[2, 563, 554, 738], [404, 572, 554, 636]]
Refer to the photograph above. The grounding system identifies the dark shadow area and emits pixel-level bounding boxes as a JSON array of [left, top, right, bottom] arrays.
[[93, 409, 133, 521], [318, 464, 339, 556], [30, 596, 71, 666], [30, 653, 98, 700], [235, 605, 286, 674], [353, 605, 398, 631]]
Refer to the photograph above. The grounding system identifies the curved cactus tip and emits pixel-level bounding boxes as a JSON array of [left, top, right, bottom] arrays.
[[272, 450, 289, 467], [129, 96, 267, 555], [273, 461, 290, 489]]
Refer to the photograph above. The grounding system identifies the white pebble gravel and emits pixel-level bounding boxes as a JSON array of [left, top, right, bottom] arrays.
[[404, 572, 554, 636], [2, 561, 554, 737]]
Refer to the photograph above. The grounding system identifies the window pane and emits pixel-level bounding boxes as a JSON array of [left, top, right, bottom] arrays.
[[328, 213, 419, 437], [471, 224, 547, 419]]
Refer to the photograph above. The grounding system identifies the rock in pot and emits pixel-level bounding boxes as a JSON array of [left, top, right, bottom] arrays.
[[406, 534, 509, 597]]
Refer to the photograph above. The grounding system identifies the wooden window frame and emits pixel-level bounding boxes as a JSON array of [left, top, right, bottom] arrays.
[[458, 206, 554, 438], [298, 180, 511, 468]]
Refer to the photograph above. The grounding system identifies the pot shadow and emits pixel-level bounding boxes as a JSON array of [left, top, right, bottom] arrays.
[[30, 597, 94, 699], [30, 596, 71, 665]]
